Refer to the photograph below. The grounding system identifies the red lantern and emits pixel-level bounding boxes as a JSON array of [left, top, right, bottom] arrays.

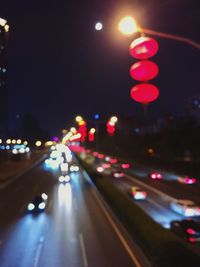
[[88, 132, 94, 142], [130, 60, 159, 81], [129, 37, 159, 59], [130, 83, 159, 104]]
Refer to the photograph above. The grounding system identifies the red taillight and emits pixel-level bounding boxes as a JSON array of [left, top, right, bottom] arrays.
[[185, 177, 196, 184], [121, 163, 130, 169], [187, 228, 196, 235], [151, 174, 156, 179], [110, 158, 117, 164], [188, 237, 196, 243]]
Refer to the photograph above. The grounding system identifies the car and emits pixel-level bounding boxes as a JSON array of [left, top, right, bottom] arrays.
[[170, 199, 200, 217], [170, 220, 200, 243], [59, 175, 71, 183], [60, 162, 68, 172], [149, 171, 162, 180], [27, 193, 48, 212], [178, 176, 196, 184], [70, 164, 79, 172], [112, 170, 125, 178], [130, 186, 147, 200]]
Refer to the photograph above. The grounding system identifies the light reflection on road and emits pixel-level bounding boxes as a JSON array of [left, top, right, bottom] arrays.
[[0, 213, 47, 266], [58, 183, 72, 210]]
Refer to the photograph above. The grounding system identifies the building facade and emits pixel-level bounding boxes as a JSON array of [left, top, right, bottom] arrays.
[[0, 18, 9, 136]]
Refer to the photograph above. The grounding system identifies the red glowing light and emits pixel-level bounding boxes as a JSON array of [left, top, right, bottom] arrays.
[[188, 237, 196, 243], [187, 228, 196, 235], [130, 83, 159, 104], [106, 121, 116, 136], [88, 132, 94, 142], [121, 163, 130, 169], [129, 37, 159, 59], [185, 177, 196, 184], [130, 60, 159, 82], [93, 152, 98, 156], [110, 158, 117, 164], [102, 163, 111, 168], [98, 154, 104, 159]]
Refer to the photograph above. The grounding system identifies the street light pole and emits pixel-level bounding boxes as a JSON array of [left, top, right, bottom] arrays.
[[142, 28, 200, 50], [118, 16, 200, 50]]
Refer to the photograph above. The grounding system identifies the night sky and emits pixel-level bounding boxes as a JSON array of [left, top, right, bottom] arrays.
[[1, 0, 200, 135]]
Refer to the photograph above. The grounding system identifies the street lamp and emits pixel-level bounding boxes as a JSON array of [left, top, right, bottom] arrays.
[[118, 16, 200, 50]]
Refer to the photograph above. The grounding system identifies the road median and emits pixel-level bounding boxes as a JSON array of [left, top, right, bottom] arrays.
[[76, 153, 200, 267]]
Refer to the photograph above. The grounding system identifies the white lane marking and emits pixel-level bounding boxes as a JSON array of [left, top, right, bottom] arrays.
[[79, 233, 88, 267], [126, 174, 176, 202], [92, 189, 142, 267], [33, 236, 44, 267]]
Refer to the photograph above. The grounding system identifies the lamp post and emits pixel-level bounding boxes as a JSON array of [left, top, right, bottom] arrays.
[[118, 16, 200, 50]]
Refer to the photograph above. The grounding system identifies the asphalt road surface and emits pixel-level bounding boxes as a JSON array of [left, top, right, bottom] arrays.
[[0, 159, 143, 267]]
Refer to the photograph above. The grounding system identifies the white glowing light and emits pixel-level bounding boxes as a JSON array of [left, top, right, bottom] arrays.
[[38, 202, 45, 210], [25, 147, 30, 153], [19, 147, 25, 154], [42, 193, 48, 200], [0, 18, 7, 27], [118, 16, 138, 35], [12, 149, 18, 154], [28, 203, 35, 211], [95, 22, 103, 31]]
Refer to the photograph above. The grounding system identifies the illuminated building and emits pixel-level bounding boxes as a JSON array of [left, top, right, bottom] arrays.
[[0, 18, 9, 136]]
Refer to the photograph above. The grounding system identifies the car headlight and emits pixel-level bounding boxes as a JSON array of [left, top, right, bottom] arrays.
[[38, 202, 45, 210], [28, 203, 35, 211], [59, 176, 65, 182], [42, 193, 48, 200], [64, 175, 70, 182]]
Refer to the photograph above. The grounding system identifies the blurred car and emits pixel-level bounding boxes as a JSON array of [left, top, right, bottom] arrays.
[[170, 220, 200, 243], [112, 170, 125, 178], [149, 171, 162, 180], [170, 199, 200, 217], [27, 193, 48, 212], [60, 162, 68, 172], [178, 176, 196, 185], [59, 175, 71, 183], [130, 186, 147, 200], [70, 164, 79, 172]]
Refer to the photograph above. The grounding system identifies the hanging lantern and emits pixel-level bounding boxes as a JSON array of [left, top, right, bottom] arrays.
[[129, 37, 159, 59], [130, 83, 159, 104], [130, 60, 159, 81]]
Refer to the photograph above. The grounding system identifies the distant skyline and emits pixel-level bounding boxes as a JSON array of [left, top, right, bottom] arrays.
[[0, 0, 199, 135]]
